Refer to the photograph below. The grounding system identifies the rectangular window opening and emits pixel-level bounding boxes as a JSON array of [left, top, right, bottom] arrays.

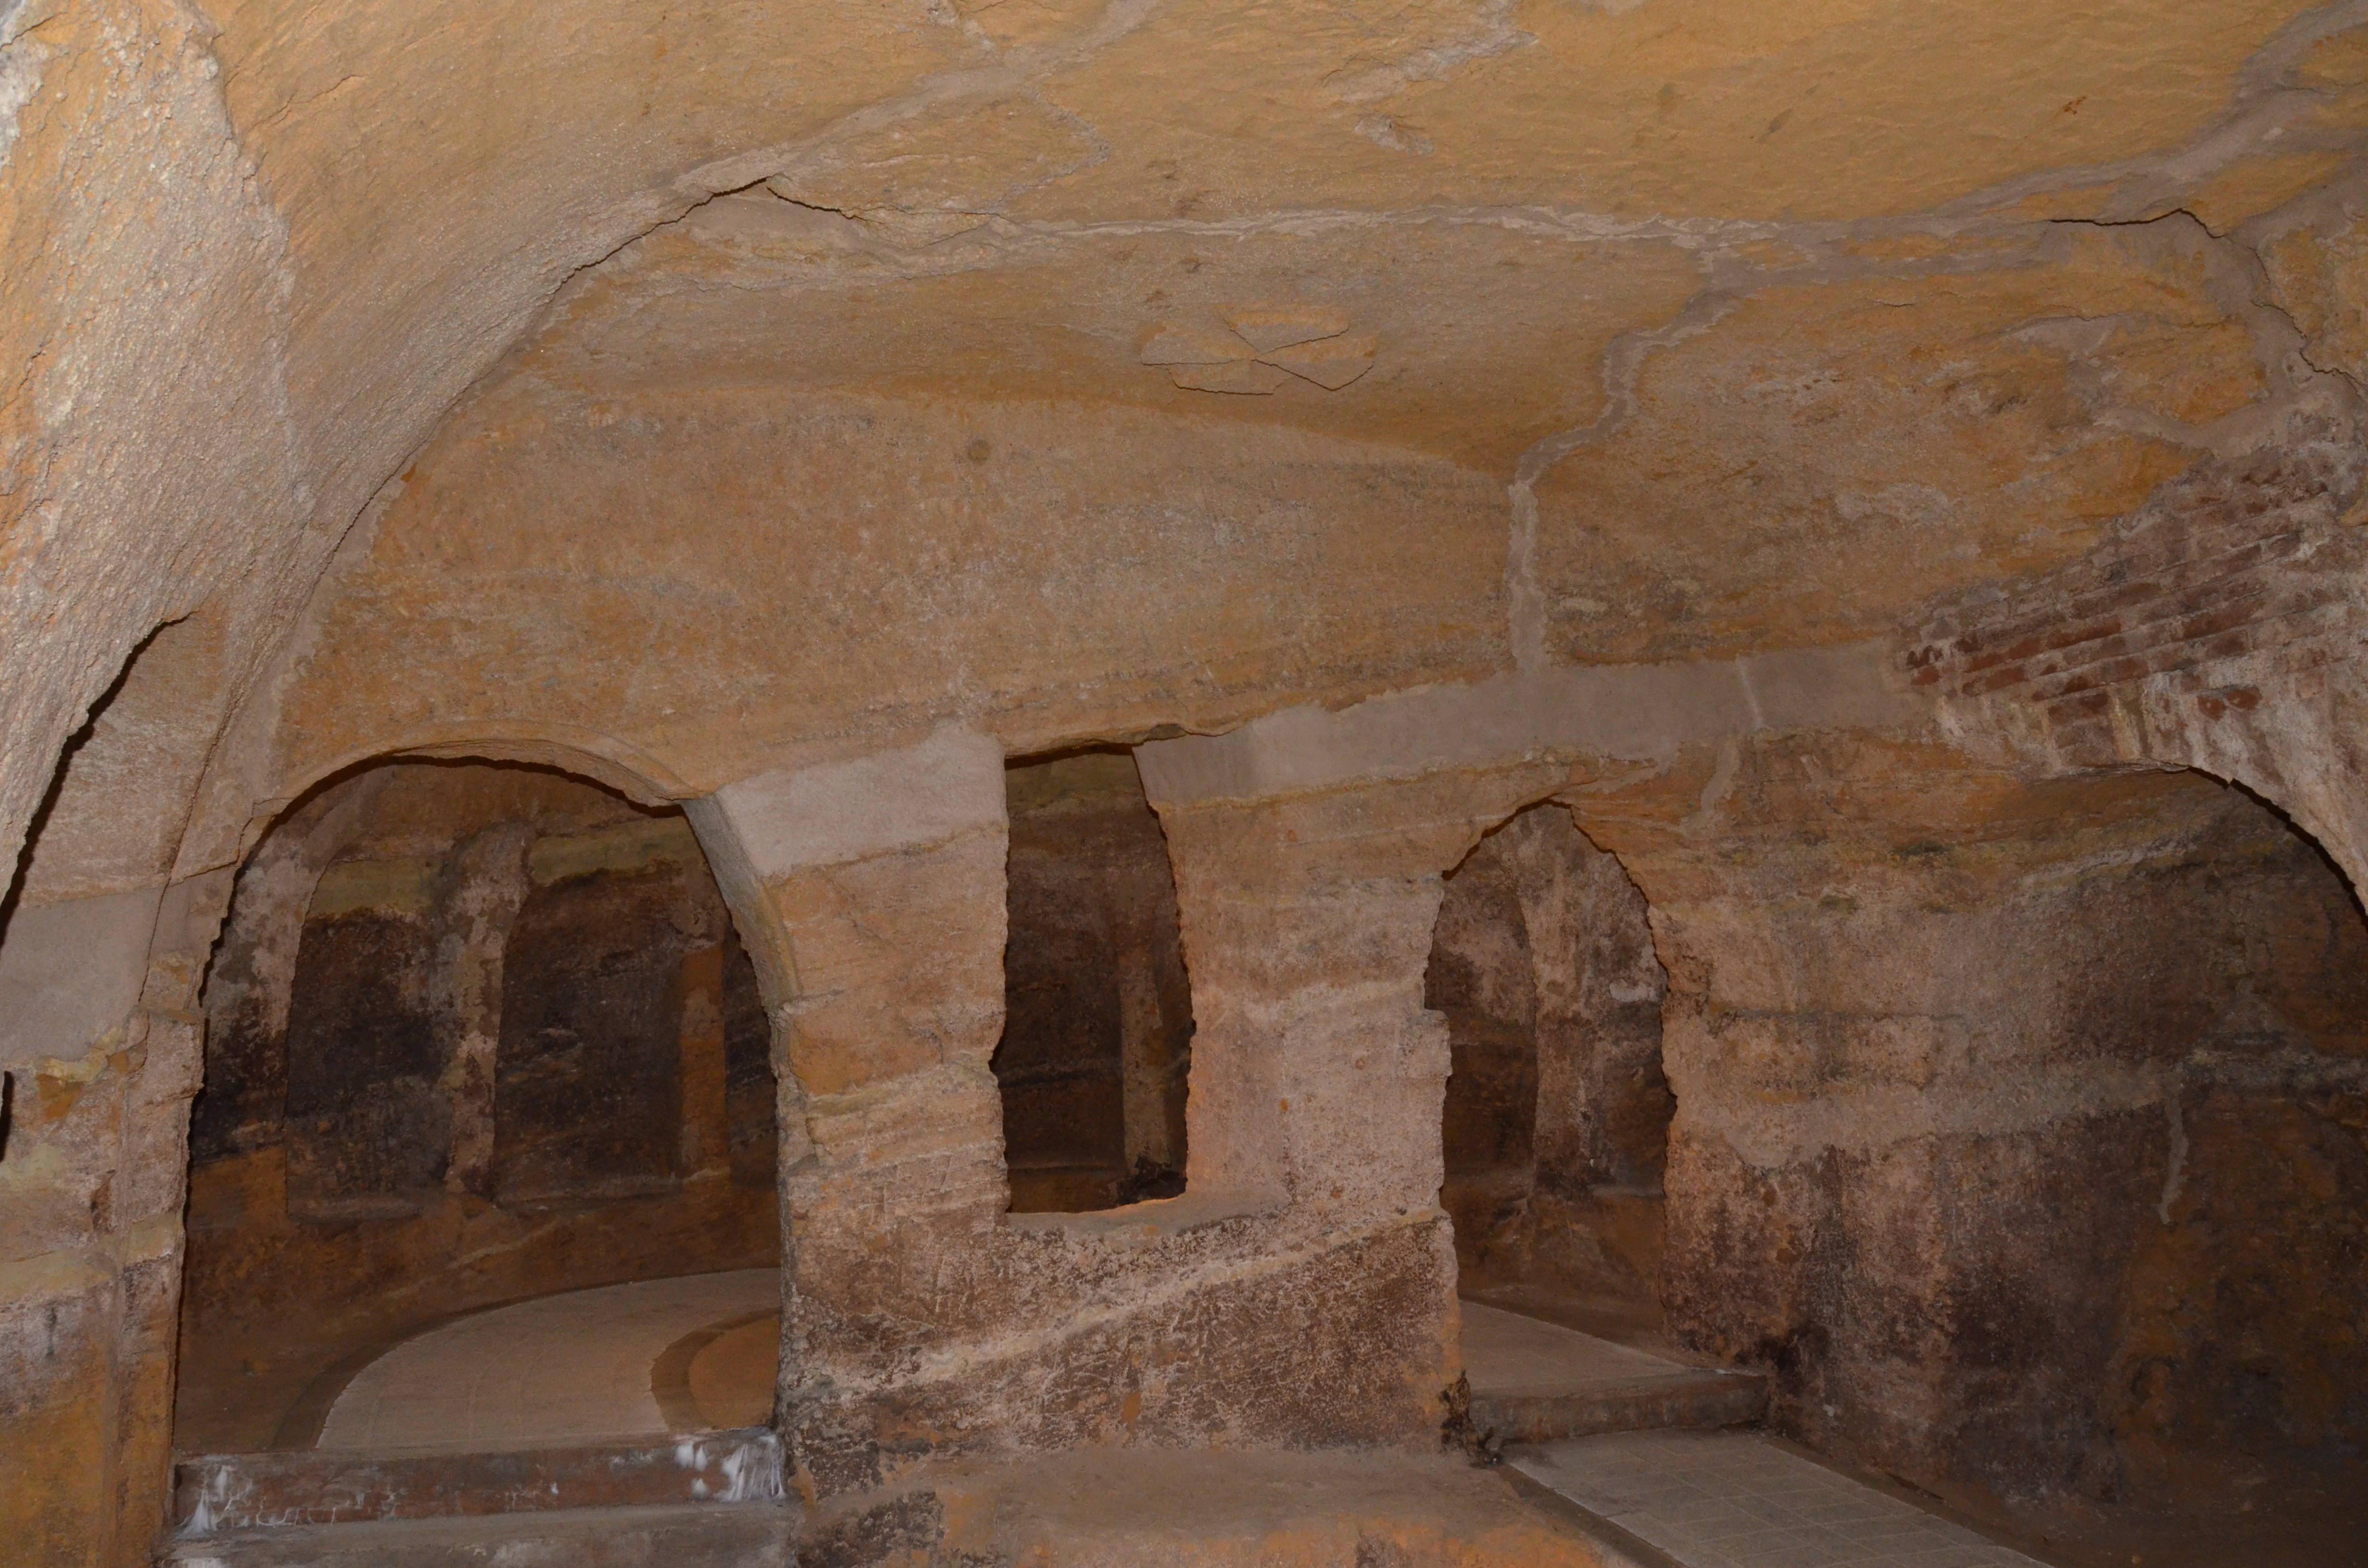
[[995, 747, 1193, 1214]]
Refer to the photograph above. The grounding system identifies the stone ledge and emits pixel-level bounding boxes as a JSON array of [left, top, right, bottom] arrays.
[[174, 1430, 784, 1534], [1136, 644, 1924, 809], [160, 1501, 793, 1568], [1000, 1186, 1286, 1241]]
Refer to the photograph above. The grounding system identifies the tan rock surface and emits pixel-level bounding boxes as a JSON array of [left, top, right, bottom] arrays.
[[11, 0, 2368, 1561]]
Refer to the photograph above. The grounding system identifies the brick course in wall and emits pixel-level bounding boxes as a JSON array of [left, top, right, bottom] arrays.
[[1903, 439, 2368, 770]]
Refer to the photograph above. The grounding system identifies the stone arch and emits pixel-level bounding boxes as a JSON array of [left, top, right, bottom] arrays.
[[243, 727, 697, 837], [200, 730, 808, 1160], [260, 734, 814, 1118], [1899, 449, 2368, 915], [1423, 795, 1675, 1324], [173, 741, 796, 1456], [2145, 749, 2366, 911], [220, 728, 803, 1082]]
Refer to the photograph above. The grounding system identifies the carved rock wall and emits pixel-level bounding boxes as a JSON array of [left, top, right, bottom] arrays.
[[693, 731, 1503, 1496], [1579, 742, 2368, 1511]]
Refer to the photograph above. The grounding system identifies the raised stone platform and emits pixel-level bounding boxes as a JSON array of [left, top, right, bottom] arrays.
[[315, 1271, 780, 1450], [1461, 1302, 1767, 1445]]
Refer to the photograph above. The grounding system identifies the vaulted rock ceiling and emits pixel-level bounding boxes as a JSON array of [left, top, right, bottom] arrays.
[[13, 0, 2368, 879]]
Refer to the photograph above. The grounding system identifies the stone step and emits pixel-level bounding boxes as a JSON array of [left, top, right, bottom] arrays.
[[173, 1429, 782, 1534], [163, 1449, 1654, 1568], [1471, 1366, 1769, 1446], [160, 1501, 793, 1568], [1461, 1303, 1767, 1446]]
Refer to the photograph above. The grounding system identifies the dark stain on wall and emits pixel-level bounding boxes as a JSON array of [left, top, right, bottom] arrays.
[[283, 907, 447, 1216], [189, 989, 282, 1168], [722, 932, 777, 1190], [494, 865, 705, 1207]]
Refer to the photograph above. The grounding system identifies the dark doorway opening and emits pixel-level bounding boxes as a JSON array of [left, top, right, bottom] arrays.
[[993, 748, 1193, 1214], [1427, 801, 1672, 1335]]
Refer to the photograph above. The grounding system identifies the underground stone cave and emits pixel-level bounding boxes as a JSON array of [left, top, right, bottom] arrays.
[[7, 2, 2368, 1564]]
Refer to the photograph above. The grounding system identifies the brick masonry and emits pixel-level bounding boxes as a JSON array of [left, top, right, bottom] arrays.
[[1901, 427, 2368, 895], [1905, 434, 2368, 769]]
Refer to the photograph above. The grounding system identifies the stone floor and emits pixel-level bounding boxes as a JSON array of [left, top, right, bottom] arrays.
[[1461, 1301, 1766, 1442], [318, 1270, 779, 1450], [1462, 1300, 1703, 1391], [1516, 1429, 2050, 1568], [166, 1450, 1624, 1567]]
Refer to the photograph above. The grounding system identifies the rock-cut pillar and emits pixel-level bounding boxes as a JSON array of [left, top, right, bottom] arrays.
[[689, 725, 1010, 1493]]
